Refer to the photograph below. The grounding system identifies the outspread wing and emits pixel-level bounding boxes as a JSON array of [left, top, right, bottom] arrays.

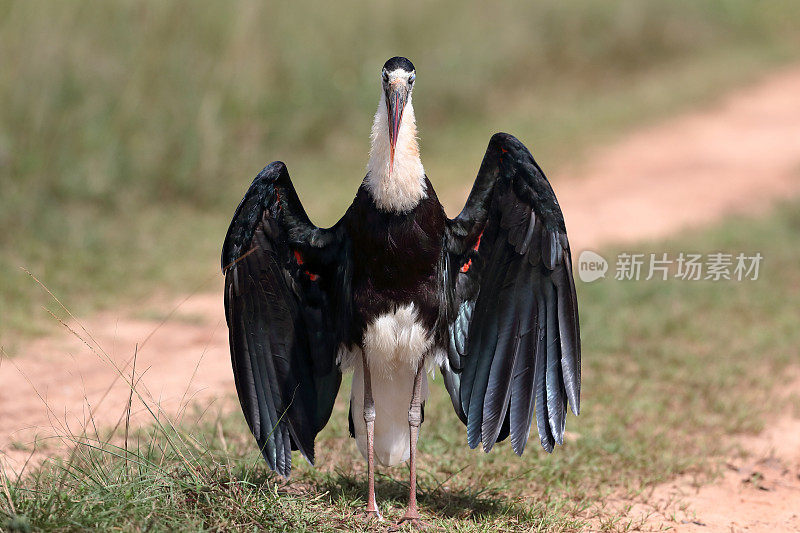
[[441, 133, 580, 455], [222, 161, 351, 477]]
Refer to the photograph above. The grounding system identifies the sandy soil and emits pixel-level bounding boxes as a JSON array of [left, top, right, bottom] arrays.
[[631, 417, 800, 532], [558, 65, 800, 253], [2, 65, 800, 528]]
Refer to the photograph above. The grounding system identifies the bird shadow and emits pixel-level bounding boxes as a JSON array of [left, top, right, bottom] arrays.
[[309, 468, 534, 522], [223, 455, 538, 524]]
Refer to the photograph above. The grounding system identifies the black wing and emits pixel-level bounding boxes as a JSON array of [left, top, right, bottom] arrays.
[[441, 133, 580, 455], [222, 161, 351, 477]]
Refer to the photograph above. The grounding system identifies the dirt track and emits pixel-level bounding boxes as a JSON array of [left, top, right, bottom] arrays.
[[621, 400, 800, 532], [3, 65, 800, 530]]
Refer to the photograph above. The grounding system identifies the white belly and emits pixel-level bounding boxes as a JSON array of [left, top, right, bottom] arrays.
[[349, 304, 432, 466]]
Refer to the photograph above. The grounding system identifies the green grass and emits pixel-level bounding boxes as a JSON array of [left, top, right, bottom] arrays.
[[3, 0, 800, 342], [3, 201, 799, 531]]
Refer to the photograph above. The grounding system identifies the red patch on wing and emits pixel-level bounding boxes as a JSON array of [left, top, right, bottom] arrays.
[[473, 231, 483, 251], [460, 258, 472, 273], [293, 250, 317, 280], [500, 147, 508, 154]]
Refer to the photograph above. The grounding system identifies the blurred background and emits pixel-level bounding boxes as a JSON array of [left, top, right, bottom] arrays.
[[3, 1, 800, 530], [2, 0, 799, 341]]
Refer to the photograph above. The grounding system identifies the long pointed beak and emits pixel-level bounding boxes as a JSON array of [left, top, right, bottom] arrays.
[[386, 83, 407, 174]]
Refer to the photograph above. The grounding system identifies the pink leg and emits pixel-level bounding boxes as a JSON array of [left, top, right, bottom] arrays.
[[361, 352, 382, 520], [399, 360, 426, 525]]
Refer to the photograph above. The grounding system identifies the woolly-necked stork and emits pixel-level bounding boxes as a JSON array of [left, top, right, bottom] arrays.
[[221, 57, 580, 523]]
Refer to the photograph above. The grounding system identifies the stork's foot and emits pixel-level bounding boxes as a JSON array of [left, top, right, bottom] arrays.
[[358, 506, 383, 522], [393, 509, 432, 530]]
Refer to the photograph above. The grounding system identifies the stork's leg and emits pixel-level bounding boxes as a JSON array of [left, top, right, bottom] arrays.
[[361, 351, 382, 520], [399, 360, 426, 525]]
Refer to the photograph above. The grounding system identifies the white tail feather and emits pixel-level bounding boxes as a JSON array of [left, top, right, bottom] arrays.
[[350, 359, 429, 466]]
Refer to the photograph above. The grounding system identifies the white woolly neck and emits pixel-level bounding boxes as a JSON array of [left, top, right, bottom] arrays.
[[365, 92, 426, 212]]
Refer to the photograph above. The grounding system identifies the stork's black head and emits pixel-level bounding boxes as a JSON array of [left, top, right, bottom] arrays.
[[382, 56, 415, 73], [380, 57, 416, 173]]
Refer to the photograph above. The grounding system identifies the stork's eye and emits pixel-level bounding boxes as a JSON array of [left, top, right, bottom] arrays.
[[409, 73, 415, 85], [382, 70, 389, 83]]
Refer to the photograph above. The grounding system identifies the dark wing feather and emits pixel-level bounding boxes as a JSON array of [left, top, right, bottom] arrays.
[[442, 133, 580, 455], [222, 161, 350, 477]]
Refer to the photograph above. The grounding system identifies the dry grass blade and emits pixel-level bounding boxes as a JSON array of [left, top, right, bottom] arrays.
[[20, 271, 205, 482], [124, 344, 138, 473], [0, 459, 16, 515]]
